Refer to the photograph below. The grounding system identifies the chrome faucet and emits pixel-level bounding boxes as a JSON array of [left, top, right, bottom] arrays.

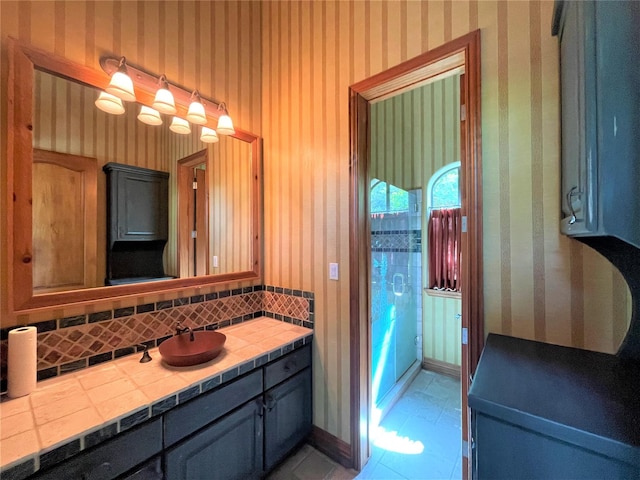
[[176, 322, 195, 341]]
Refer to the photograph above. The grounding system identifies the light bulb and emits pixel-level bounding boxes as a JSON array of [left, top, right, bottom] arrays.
[[105, 70, 136, 102], [152, 87, 177, 115], [137, 105, 162, 125], [95, 91, 125, 115], [216, 114, 235, 135], [200, 126, 219, 143], [187, 100, 207, 125], [170, 117, 191, 135]]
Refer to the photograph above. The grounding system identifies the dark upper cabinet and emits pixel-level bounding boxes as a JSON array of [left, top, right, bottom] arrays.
[[103, 163, 170, 284], [553, 0, 640, 249], [103, 163, 169, 244]]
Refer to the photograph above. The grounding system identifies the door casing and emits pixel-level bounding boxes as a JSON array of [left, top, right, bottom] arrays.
[[348, 30, 483, 479]]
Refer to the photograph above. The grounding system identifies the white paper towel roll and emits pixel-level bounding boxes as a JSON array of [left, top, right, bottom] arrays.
[[8, 326, 37, 398]]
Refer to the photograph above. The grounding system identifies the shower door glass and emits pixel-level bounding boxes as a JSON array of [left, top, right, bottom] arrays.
[[370, 180, 422, 406]]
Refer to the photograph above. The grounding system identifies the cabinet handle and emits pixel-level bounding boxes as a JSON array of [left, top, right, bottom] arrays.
[[257, 399, 265, 417], [266, 394, 276, 412], [283, 361, 295, 373], [566, 186, 581, 225]]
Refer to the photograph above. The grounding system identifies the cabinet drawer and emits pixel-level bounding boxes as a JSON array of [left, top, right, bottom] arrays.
[[264, 345, 311, 390], [164, 369, 262, 447], [32, 418, 162, 480]]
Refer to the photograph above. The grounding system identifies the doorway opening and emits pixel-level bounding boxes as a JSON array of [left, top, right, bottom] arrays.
[[178, 149, 209, 277], [349, 30, 482, 478]]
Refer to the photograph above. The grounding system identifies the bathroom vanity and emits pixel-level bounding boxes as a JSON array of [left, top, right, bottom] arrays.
[[0, 318, 313, 480]]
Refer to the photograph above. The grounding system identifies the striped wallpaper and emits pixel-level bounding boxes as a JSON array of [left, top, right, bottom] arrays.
[[0, 0, 263, 325], [261, 0, 631, 444], [371, 76, 462, 368]]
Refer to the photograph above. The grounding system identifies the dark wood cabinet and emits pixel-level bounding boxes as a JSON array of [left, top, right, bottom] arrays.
[[165, 345, 312, 479], [165, 400, 264, 480], [553, 0, 640, 248], [469, 334, 640, 480], [164, 370, 263, 448], [27, 345, 313, 480], [264, 369, 313, 472], [103, 163, 170, 284], [103, 163, 169, 243]]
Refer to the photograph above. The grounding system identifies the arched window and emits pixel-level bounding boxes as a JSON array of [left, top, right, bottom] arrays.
[[427, 162, 461, 293], [427, 162, 460, 210]]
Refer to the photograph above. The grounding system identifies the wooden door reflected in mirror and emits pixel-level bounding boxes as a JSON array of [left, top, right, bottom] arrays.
[[33, 149, 98, 292], [178, 150, 209, 278]]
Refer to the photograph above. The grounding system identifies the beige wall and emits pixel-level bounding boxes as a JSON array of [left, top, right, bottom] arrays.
[[261, 0, 630, 445], [371, 76, 463, 368], [0, 0, 263, 325]]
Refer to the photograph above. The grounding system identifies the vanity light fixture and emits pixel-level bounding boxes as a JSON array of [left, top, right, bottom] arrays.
[[200, 126, 219, 143], [94, 91, 125, 115], [152, 75, 177, 115], [216, 103, 235, 135], [186, 90, 207, 125], [105, 57, 136, 102], [98, 55, 235, 137], [169, 117, 191, 135], [137, 105, 163, 125]]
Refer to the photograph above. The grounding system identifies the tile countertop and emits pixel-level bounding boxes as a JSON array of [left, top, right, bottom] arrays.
[[0, 317, 313, 475]]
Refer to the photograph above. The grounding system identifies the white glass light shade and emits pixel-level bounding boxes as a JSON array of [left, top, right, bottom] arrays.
[[152, 88, 177, 115], [200, 126, 219, 143], [137, 106, 163, 126], [169, 117, 191, 135], [216, 114, 235, 135], [94, 91, 125, 115], [105, 71, 136, 102], [186, 101, 207, 125]]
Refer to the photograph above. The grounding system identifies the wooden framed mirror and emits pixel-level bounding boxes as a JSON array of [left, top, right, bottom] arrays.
[[7, 37, 262, 313]]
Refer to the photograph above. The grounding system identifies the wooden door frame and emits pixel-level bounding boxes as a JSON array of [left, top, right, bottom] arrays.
[[348, 30, 483, 477], [177, 149, 209, 278]]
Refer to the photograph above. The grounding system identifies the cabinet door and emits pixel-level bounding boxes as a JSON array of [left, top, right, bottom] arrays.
[[264, 368, 312, 472], [114, 169, 168, 241], [165, 399, 264, 480], [595, 1, 640, 248], [558, 0, 597, 236], [474, 413, 637, 480]]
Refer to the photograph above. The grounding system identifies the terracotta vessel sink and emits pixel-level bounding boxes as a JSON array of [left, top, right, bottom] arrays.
[[159, 331, 226, 366]]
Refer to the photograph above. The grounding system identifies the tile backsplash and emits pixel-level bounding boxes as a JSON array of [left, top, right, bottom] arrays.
[[0, 285, 314, 393]]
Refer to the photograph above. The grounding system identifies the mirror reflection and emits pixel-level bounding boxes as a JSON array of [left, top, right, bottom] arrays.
[[32, 69, 253, 294]]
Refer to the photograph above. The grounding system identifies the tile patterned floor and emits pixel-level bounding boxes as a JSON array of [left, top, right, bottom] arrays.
[[269, 369, 462, 480]]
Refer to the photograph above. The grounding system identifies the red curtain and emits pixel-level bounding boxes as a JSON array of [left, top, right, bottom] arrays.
[[428, 208, 462, 292]]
